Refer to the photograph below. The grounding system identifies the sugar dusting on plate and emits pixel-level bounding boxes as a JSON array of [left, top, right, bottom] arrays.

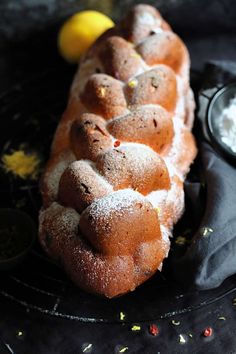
[[218, 95, 236, 153]]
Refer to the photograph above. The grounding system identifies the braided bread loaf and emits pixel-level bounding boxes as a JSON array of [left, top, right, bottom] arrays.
[[39, 4, 197, 298]]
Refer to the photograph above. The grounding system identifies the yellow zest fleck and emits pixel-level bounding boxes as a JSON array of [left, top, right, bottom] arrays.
[[2, 150, 41, 180], [218, 316, 226, 321], [17, 331, 23, 337], [119, 347, 128, 353], [175, 236, 187, 246], [178, 334, 186, 344], [131, 53, 141, 59], [98, 87, 106, 97], [131, 325, 141, 331], [128, 79, 138, 88], [171, 320, 180, 326], [120, 312, 126, 321], [155, 207, 161, 214]]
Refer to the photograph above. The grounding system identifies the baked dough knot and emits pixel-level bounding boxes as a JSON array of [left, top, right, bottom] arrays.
[[39, 4, 197, 298]]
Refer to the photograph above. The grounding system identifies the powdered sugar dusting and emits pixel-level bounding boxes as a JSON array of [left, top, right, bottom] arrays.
[[121, 142, 161, 169], [150, 27, 163, 34], [175, 76, 186, 120], [70, 159, 113, 192], [146, 174, 184, 229], [85, 189, 145, 220], [39, 4, 196, 296], [146, 189, 167, 208], [218, 95, 236, 153], [163, 112, 187, 179], [97, 142, 168, 193], [160, 225, 171, 245], [183, 88, 195, 130], [45, 151, 75, 200], [138, 12, 156, 25], [40, 202, 80, 241]]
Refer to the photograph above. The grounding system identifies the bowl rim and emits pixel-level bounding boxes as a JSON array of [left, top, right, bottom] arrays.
[[206, 82, 236, 162]]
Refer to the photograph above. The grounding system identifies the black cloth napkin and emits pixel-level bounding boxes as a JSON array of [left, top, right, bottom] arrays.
[[171, 61, 236, 290]]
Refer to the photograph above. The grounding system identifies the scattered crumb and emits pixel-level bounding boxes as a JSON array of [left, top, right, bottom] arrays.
[[131, 325, 141, 331], [120, 311, 126, 321]]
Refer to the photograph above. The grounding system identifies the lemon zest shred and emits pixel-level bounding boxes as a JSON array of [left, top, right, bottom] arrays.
[[99, 87, 106, 97], [128, 79, 138, 88], [2, 150, 40, 180], [131, 53, 141, 59], [131, 325, 141, 331], [120, 311, 126, 321], [175, 236, 187, 245]]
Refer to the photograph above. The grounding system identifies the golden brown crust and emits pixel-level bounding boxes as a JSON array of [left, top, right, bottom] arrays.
[[39, 4, 197, 298], [80, 74, 127, 119], [40, 149, 76, 208], [79, 190, 161, 256], [136, 31, 188, 72], [58, 160, 113, 213], [124, 66, 177, 111], [96, 145, 170, 195], [70, 113, 113, 161], [120, 4, 171, 44], [107, 105, 174, 154], [97, 36, 143, 82]]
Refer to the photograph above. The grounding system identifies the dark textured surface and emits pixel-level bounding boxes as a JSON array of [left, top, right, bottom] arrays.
[[1, 0, 236, 94], [0, 0, 236, 41], [1, 1, 236, 353]]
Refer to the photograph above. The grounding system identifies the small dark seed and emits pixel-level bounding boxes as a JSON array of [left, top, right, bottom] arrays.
[[81, 183, 90, 194]]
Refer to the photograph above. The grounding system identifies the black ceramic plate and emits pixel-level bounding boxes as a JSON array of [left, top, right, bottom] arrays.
[[0, 69, 236, 328]]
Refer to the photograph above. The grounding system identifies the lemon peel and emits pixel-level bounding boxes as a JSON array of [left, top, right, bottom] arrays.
[[2, 150, 41, 180]]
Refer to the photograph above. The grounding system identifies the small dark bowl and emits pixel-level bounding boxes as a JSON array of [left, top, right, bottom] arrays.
[[0, 208, 36, 271], [207, 82, 236, 163]]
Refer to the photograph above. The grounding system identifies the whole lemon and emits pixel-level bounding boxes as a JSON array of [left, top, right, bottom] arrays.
[[58, 10, 114, 62]]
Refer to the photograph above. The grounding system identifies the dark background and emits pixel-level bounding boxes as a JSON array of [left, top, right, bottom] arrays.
[[1, 0, 236, 92], [1, 1, 236, 353]]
